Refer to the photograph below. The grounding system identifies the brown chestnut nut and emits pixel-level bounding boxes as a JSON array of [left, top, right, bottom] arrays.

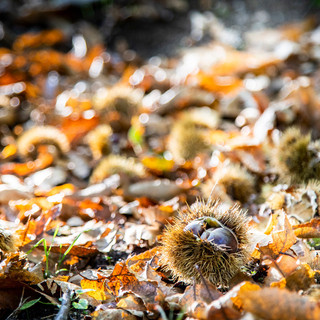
[[203, 227, 238, 253], [184, 219, 205, 237]]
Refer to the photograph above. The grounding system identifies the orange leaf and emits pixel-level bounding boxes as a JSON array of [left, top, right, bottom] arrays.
[[292, 218, 320, 238], [0, 151, 53, 176], [127, 247, 160, 276], [231, 281, 260, 310], [81, 278, 111, 301], [60, 115, 99, 143], [259, 213, 297, 259], [34, 184, 76, 197], [197, 72, 243, 96], [237, 287, 320, 320], [1, 144, 17, 159], [106, 262, 138, 296], [13, 29, 64, 51]]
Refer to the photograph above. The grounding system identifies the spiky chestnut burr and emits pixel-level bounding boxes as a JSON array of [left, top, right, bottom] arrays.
[[160, 200, 250, 286], [17, 126, 70, 159], [168, 118, 208, 163], [202, 164, 255, 203], [182, 107, 220, 129], [85, 124, 112, 160], [93, 85, 142, 118], [273, 127, 320, 183], [90, 154, 146, 184]]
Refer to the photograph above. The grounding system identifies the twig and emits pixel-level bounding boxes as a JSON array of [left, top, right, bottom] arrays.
[[55, 289, 72, 320], [193, 277, 197, 301], [194, 264, 214, 301]]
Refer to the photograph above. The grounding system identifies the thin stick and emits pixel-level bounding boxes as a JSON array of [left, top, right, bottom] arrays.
[[194, 264, 214, 301], [55, 289, 72, 320], [263, 255, 286, 278], [193, 276, 197, 301]]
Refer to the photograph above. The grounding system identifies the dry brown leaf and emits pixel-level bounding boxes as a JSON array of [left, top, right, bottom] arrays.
[[0, 279, 41, 310], [0, 252, 43, 285], [188, 282, 246, 320], [61, 115, 99, 143], [206, 303, 242, 320], [106, 262, 139, 296], [92, 308, 137, 320], [259, 213, 297, 259], [180, 283, 221, 305], [40, 244, 98, 258], [116, 292, 146, 311], [188, 301, 208, 320], [273, 254, 299, 278], [285, 264, 315, 291], [232, 146, 266, 173], [293, 218, 320, 238], [237, 286, 320, 320], [127, 247, 160, 276]]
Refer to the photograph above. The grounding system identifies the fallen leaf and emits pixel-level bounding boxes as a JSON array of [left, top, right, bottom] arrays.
[[116, 292, 146, 311], [61, 115, 99, 143], [91, 308, 137, 320], [293, 218, 320, 238], [259, 212, 297, 259], [237, 286, 320, 320], [285, 264, 315, 291], [231, 282, 260, 310], [81, 278, 112, 301], [127, 247, 160, 276], [106, 262, 138, 296], [180, 283, 221, 306], [0, 151, 54, 176], [141, 156, 174, 173]]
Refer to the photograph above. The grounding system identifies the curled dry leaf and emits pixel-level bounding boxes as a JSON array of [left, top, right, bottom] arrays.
[[0, 252, 43, 285], [116, 292, 146, 312], [180, 283, 222, 306], [285, 264, 315, 291], [293, 218, 320, 238], [259, 212, 297, 259], [0, 151, 54, 176], [236, 284, 320, 320], [126, 247, 160, 276]]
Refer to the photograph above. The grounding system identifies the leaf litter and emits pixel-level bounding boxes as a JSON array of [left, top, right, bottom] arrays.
[[1, 3, 320, 320]]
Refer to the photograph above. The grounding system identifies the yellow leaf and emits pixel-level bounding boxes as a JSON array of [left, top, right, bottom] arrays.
[[142, 156, 174, 172], [81, 279, 111, 301]]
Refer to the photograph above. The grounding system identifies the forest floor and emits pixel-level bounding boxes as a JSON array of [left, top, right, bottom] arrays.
[[1, 1, 320, 319]]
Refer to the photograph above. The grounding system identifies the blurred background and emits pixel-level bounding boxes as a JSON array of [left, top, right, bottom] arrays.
[[1, 0, 319, 58]]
